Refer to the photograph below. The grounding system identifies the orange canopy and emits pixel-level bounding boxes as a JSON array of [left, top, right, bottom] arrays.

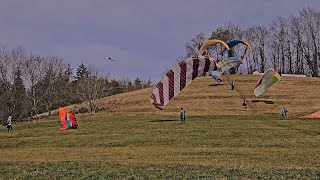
[[59, 107, 78, 130]]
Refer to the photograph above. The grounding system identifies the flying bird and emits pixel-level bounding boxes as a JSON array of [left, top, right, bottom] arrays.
[[106, 57, 115, 62]]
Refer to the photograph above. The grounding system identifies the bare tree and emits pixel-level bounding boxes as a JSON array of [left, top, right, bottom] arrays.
[[224, 22, 244, 40], [0, 47, 26, 122], [75, 67, 107, 113], [185, 32, 206, 58], [41, 57, 66, 116], [300, 7, 320, 77], [250, 26, 268, 72], [22, 55, 44, 118], [21, 55, 54, 118]]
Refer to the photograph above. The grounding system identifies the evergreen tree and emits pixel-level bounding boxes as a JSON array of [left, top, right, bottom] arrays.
[[109, 79, 123, 95], [75, 63, 88, 81], [12, 69, 26, 119], [134, 78, 142, 90], [127, 81, 133, 91]]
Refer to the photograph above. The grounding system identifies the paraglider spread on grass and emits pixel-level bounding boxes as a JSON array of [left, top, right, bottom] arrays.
[[301, 111, 320, 119], [59, 107, 78, 130]]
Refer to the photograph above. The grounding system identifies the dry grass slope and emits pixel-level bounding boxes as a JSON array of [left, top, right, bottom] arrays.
[[1, 75, 320, 179], [98, 74, 320, 116]]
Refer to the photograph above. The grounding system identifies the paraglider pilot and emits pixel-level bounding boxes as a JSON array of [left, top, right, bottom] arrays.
[[243, 99, 247, 109], [227, 49, 234, 57], [6, 115, 12, 133], [282, 107, 288, 119], [231, 80, 235, 90], [180, 107, 186, 124]]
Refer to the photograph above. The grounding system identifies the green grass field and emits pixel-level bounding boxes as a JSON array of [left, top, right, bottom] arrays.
[[1, 75, 320, 179], [1, 114, 320, 179]]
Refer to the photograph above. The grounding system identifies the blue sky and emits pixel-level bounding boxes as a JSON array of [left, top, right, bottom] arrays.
[[0, 0, 319, 81]]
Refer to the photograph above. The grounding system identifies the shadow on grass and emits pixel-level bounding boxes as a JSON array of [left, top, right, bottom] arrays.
[[208, 84, 224, 87], [251, 100, 274, 104], [149, 119, 176, 122]]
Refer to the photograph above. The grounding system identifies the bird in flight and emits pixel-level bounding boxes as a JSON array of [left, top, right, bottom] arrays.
[[106, 57, 115, 62]]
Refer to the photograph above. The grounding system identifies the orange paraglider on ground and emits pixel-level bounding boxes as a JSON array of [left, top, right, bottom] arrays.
[[59, 107, 78, 130], [301, 111, 320, 119]]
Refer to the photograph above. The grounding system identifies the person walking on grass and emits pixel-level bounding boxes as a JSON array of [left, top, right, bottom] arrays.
[[180, 107, 186, 124], [6, 115, 12, 133]]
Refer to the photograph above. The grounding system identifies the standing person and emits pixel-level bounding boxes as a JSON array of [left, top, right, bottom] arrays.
[[243, 99, 247, 109], [231, 80, 235, 90], [6, 115, 12, 133], [282, 107, 288, 119], [180, 107, 186, 124]]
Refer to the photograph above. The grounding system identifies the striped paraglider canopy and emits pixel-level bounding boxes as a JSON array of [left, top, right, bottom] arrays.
[[150, 56, 218, 110]]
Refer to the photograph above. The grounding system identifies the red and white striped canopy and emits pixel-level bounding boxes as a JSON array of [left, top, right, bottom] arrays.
[[150, 56, 217, 110]]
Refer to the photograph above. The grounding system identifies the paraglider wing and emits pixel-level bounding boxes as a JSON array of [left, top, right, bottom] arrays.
[[59, 108, 68, 130], [198, 39, 230, 56], [68, 112, 78, 129], [59, 107, 78, 130], [222, 39, 252, 56], [254, 68, 281, 97], [151, 56, 218, 110], [210, 70, 223, 83], [210, 56, 243, 83], [217, 57, 242, 72], [302, 111, 320, 119]]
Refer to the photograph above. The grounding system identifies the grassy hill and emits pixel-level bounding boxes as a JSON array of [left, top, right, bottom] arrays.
[[1, 75, 320, 179], [98, 74, 320, 116]]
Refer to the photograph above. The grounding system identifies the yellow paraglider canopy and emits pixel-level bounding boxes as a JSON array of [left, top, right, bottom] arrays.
[[198, 39, 230, 56]]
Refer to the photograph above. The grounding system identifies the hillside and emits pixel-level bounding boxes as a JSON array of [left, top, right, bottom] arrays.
[[2, 74, 320, 179], [97, 74, 320, 117]]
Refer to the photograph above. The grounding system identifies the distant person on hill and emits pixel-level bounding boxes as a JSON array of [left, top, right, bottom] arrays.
[[231, 80, 235, 90], [243, 99, 247, 109], [180, 107, 186, 124], [282, 107, 288, 119], [6, 115, 12, 133]]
